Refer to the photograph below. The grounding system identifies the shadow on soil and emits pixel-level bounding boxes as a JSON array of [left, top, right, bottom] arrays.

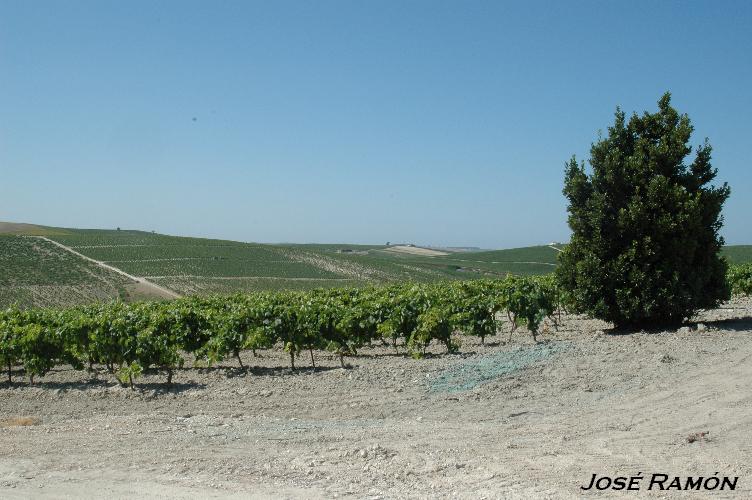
[[1, 366, 207, 392], [705, 317, 752, 332], [604, 316, 752, 336], [0, 378, 206, 393], [186, 365, 344, 377], [348, 351, 410, 359]]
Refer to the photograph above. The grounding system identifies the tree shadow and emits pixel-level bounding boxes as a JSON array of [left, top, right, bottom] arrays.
[[604, 316, 752, 336], [704, 316, 752, 333], [605, 326, 663, 336]]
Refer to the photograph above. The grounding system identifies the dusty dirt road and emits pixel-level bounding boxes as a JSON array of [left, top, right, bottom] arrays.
[[2, 299, 751, 499]]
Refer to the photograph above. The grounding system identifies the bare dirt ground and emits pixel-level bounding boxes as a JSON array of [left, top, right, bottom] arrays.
[[2, 298, 751, 499], [383, 246, 450, 257], [0, 222, 71, 236], [120, 282, 179, 302]]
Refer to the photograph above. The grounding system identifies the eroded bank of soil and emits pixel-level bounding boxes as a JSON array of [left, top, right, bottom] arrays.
[[2, 299, 751, 498]]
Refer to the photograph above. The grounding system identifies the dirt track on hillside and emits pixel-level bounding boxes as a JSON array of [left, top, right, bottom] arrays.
[[33, 236, 181, 300], [2, 299, 751, 499]]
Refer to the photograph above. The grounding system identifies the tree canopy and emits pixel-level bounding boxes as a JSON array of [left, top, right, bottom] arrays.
[[557, 92, 730, 328]]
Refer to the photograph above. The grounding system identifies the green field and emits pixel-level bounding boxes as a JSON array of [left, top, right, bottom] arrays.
[[373, 246, 560, 277], [2, 223, 750, 309], [45, 229, 564, 296], [0, 235, 133, 308], [722, 245, 752, 264]]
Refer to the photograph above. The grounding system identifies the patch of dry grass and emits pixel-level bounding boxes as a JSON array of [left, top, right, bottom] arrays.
[[0, 222, 71, 236], [0, 416, 41, 427]]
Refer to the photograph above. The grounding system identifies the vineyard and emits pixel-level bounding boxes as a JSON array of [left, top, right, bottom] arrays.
[[0, 276, 560, 387], [2, 238, 751, 496], [2, 266, 751, 388], [722, 245, 752, 265], [41, 229, 569, 296], [2, 225, 751, 309], [0, 235, 133, 308], [62, 230, 558, 280], [48, 230, 437, 293]]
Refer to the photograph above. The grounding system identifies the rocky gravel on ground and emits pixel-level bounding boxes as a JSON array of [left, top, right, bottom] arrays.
[[2, 298, 751, 498]]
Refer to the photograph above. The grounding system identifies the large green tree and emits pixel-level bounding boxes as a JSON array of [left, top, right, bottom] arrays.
[[557, 93, 730, 328]]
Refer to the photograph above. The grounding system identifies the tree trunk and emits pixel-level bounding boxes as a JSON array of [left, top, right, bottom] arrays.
[[235, 350, 244, 369], [309, 347, 315, 371], [290, 350, 296, 371], [445, 339, 454, 353], [167, 368, 173, 385], [7, 361, 11, 384], [507, 311, 517, 331], [339, 352, 346, 369], [128, 372, 134, 390]]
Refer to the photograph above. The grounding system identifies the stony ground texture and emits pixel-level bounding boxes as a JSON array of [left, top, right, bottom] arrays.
[[2, 298, 751, 499]]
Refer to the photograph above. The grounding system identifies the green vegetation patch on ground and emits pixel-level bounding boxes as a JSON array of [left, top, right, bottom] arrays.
[[73, 244, 293, 262], [723, 245, 752, 265], [50, 229, 249, 248], [109, 259, 342, 279], [150, 277, 367, 295], [44, 230, 564, 293], [0, 236, 129, 287], [0, 235, 133, 308], [443, 245, 561, 264], [3, 226, 744, 302]]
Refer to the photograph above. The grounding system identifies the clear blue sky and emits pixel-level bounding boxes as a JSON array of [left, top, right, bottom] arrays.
[[1, 1, 750, 248]]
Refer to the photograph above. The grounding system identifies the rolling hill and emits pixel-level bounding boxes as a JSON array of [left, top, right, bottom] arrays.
[[0, 234, 134, 308], [1, 222, 750, 309]]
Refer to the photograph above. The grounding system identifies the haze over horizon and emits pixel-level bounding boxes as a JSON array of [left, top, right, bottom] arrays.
[[2, 1, 751, 248]]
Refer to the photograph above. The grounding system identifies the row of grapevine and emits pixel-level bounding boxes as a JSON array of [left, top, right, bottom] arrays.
[[3, 265, 749, 388], [728, 263, 752, 296], [0, 276, 560, 387]]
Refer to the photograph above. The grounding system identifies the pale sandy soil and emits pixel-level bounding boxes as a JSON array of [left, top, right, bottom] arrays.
[[0, 222, 70, 236], [1, 299, 751, 499], [0, 222, 46, 235], [383, 246, 450, 257]]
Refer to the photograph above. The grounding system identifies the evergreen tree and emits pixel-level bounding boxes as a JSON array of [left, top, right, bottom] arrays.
[[557, 92, 730, 328]]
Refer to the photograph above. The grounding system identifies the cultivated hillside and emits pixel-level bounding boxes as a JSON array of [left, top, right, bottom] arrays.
[[0, 235, 133, 308], [1, 223, 750, 309]]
